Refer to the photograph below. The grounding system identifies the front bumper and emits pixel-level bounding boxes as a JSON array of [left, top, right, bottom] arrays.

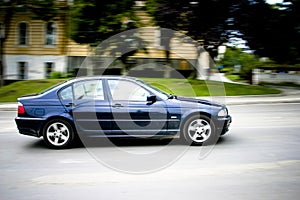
[[15, 117, 45, 137], [215, 115, 232, 135]]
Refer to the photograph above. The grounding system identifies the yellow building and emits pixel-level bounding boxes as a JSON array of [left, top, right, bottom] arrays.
[[0, 0, 89, 80]]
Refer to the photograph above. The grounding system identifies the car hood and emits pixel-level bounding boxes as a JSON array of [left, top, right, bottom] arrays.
[[176, 96, 224, 107]]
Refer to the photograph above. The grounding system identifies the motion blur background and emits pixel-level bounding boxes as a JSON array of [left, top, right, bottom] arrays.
[[0, 0, 299, 89]]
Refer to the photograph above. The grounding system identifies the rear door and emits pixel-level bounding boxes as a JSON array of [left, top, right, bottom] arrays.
[[59, 79, 111, 135]]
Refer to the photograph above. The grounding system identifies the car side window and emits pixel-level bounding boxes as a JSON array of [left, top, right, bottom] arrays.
[[59, 86, 73, 100], [108, 80, 150, 101], [74, 80, 104, 100]]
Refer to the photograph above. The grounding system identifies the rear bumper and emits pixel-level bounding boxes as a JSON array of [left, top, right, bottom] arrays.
[[15, 117, 45, 138]]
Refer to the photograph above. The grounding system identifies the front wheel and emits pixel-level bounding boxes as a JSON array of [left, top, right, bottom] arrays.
[[43, 119, 74, 149], [182, 115, 218, 146]]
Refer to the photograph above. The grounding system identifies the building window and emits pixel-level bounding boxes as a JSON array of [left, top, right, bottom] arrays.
[[45, 62, 54, 78], [0, 23, 4, 39], [45, 22, 56, 45], [18, 22, 28, 45], [18, 62, 27, 79]]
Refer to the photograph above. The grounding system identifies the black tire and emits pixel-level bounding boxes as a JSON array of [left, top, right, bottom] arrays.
[[42, 119, 74, 149], [182, 115, 219, 146]]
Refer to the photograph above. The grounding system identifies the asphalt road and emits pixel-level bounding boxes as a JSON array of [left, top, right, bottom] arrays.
[[0, 103, 300, 200]]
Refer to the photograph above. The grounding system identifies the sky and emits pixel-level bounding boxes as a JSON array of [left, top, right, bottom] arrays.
[[266, 0, 283, 4]]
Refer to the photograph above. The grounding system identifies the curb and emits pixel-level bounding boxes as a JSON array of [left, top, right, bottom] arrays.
[[0, 103, 18, 111]]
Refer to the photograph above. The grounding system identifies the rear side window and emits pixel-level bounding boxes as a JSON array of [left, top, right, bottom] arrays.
[[59, 86, 73, 100], [74, 80, 104, 100], [59, 80, 104, 101]]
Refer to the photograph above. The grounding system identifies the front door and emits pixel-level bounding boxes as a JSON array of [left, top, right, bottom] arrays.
[[106, 79, 168, 137]]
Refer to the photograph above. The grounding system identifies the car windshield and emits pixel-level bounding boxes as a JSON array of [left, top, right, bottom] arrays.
[[38, 80, 68, 95], [137, 80, 171, 100]]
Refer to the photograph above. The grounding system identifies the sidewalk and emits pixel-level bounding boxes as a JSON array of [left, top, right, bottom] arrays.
[[0, 103, 18, 111], [1, 87, 300, 111]]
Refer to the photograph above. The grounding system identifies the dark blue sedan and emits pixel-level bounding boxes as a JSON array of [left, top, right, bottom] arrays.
[[15, 76, 231, 149]]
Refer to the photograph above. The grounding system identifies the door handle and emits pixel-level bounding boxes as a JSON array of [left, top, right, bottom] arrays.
[[112, 103, 123, 108], [65, 103, 75, 107]]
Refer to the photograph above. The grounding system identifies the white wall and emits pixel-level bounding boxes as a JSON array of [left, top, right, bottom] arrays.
[[4, 55, 67, 79], [253, 69, 300, 85]]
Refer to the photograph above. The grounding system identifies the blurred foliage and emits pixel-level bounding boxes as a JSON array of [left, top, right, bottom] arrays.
[[69, 0, 136, 44], [49, 71, 65, 79], [0, 0, 67, 38], [225, 74, 245, 82], [69, 0, 149, 69], [219, 67, 234, 74], [145, 0, 300, 64], [217, 47, 261, 80], [145, 0, 234, 59], [232, 0, 300, 64], [0, 0, 62, 23], [219, 47, 300, 83]]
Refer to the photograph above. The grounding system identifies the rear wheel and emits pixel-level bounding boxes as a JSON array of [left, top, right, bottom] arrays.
[[43, 119, 74, 149], [182, 115, 218, 146]]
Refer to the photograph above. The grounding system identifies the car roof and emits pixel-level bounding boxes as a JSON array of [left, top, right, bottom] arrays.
[[67, 75, 139, 83], [57, 76, 147, 90]]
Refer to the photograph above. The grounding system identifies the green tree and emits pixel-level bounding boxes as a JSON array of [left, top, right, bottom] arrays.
[[218, 47, 261, 82], [218, 48, 244, 68], [146, 0, 235, 59], [146, 0, 300, 65], [69, 0, 136, 44], [232, 0, 300, 64], [69, 0, 147, 69]]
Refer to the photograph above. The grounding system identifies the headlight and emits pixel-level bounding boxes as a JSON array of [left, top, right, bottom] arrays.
[[217, 108, 228, 117]]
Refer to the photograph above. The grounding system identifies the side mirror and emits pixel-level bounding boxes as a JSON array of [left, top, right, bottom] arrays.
[[147, 95, 156, 104]]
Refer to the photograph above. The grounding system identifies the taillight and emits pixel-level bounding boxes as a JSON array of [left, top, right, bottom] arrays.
[[18, 102, 26, 115]]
